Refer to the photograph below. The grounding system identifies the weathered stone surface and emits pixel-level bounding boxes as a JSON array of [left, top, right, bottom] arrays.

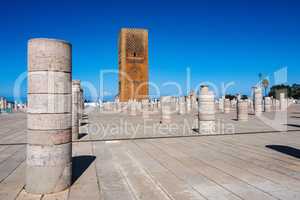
[[224, 98, 231, 114], [178, 96, 186, 115], [264, 97, 272, 112], [28, 38, 72, 72], [254, 86, 263, 116], [161, 96, 172, 123], [142, 99, 149, 118], [26, 38, 72, 194], [27, 129, 72, 145], [72, 80, 81, 140], [280, 93, 287, 111], [198, 86, 215, 134], [219, 97, 224, 113], [28, 71, 71, 94], [27, 94, 71, 113], [27, 113, 72, 130], [129, 100, 137, 116], [237, 100, 248, 121]]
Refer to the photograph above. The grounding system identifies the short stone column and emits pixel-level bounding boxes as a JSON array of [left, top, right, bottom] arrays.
[[190, 91, 197, 111], [178, 96, 186, 115], [129, 100, 137, 116], [275, 99, 280, 111], [230, 99, 237, 111], [161, 96, 171, 123], [142, 99, 149, 118], [7, 103, 12, 113], [3, 98, 7, 111], [72, 80, 81, 140], [27, 38, 72, 194], [14, 100, 18, 112], [0, 98, 3, 112], [254, 87, 262, 116], [224, 98, 231, 114], [79, 88, 83, 119], [218, 98, 224, 113], [186, 96, 191, 113], [136, 101, 142, 113], [237, 100, 248, 121], [280, 93, 287, 111], [264, 97, 272, 112], [157, 99, 161, 110], [198, 86, 215, 134]]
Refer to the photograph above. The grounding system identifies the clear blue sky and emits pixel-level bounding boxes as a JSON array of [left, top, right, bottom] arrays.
[[0, 0, 299, 101]]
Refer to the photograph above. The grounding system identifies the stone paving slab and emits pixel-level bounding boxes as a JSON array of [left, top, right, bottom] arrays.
[[0, 106, 299, 200]]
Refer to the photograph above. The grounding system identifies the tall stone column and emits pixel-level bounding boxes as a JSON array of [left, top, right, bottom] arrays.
[[72, 80, 81, 140], [160, 96, 171, 123], [254, 86, 262, 116], [224, 99, 231, 114], [264, 97, 272, 112], [27, 38, 72, 194], [237, 100, 248, 121], [198, 86, 215, 134]]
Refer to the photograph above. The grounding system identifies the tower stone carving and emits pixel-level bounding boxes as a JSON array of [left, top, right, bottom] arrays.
[[119, 28, 148, 101]]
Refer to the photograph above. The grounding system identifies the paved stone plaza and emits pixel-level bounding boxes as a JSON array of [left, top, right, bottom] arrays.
[[0, 104, 299, 199]]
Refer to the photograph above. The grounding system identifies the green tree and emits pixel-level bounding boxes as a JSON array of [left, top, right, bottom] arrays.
[[262, 79, 269, 97], [291, 84, 300, 99], [268, 84, 291, 99]]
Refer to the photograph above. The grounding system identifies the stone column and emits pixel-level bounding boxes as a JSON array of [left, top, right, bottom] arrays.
[[218, 97, 224, 113], [3, 98, 7, 111], [72, 80, 81, 140], [275, 99, 280, 111], [129, 100, 137, 116], [178, 96, 186, 115], [0, 97, 3, 112], [230, 99, 237, 111], [237, 100, 248, 121], [160, 96, 171, 123], [186, 96, 191, 113], [264, 97, 272, 112], [198, 86, 215, 134], [190, 91, 197, 111], [280, 93, 287, 111], [142, 99, 149, 118], [79, 88, 83, 120], [27, 38, 72, 194], [254, 86, 262, 116], [224, 98, 231, 114], [14, 100, 18, 112]]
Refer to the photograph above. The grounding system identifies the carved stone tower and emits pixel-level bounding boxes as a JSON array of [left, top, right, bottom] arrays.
[[118, 28, 148, 102]]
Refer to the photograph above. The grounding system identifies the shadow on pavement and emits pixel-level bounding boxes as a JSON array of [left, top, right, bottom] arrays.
[[266, 145, 300, 159]]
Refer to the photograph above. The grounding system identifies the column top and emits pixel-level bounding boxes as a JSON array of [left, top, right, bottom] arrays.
[[28, 38, 71, 45]]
